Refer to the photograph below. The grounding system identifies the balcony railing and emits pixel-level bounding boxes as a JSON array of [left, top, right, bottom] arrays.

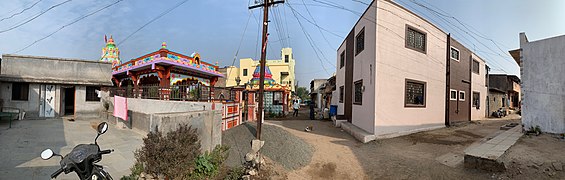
[[108, 84, 239, 102]]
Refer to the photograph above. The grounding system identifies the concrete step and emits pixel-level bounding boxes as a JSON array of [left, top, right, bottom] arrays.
[[341, 122, 375, 143], [464, 125, 522, 171]]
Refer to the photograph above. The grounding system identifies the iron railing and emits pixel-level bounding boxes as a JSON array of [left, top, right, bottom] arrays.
[[108, 84, 239, 102]]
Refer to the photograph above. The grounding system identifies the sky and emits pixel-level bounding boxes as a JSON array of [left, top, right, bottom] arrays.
[[0, 0, 563, 87]]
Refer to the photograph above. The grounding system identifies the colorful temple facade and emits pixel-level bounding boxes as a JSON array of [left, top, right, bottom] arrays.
[[245, 65, 292, 115], [100, 35, 121, 67], [108, 38, 223, 100]]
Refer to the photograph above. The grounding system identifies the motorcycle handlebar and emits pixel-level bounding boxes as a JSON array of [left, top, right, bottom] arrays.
[[51, 168, 64, 179], [100, 149, 113, 155]]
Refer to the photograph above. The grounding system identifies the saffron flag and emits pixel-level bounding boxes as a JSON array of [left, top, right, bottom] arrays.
[[113, 96, 128, 121]]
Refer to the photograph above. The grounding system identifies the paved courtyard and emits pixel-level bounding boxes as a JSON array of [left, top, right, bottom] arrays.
[[0, 118, 144, 179]]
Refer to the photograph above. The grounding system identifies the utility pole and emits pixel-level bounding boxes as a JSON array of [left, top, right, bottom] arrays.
[[249, 0, 284, 140]]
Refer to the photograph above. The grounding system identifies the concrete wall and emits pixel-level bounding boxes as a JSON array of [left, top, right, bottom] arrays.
[[101, 96, 222, 151], [488, 90, 506, 117], [1, 54, 112, 85], [75, 85, 104, 118], [349, 2, 377, 134], [374, 0, 446, 136], [520, 33, 565, 133], [448, 38, 472, 124], [335, 42, 346, 116], [103, 97, 220, 115], [0, 83, 102, 118], [471, 54, 488, 120], [152, 111, 222, 152], [220, 66, 240, 87], [0, 83, 41, 117], [236, 48, 296, 91]]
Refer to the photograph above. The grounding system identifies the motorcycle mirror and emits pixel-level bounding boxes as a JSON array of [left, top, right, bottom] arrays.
[[97, 122, 108, 135], [41, 149, 54, 160]]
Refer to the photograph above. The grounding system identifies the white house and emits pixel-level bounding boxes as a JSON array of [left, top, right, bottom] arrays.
[[510, 32, 565, 134], [471, 53, 488, 120], [333, 0, 447, 142]]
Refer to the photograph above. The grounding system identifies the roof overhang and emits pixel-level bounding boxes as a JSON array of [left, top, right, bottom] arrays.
[[509, 49, 520, 66], [0, 75, 113, 86], [112, 60, 224, 78]]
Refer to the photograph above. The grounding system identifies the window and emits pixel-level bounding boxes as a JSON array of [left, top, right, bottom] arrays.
[[405, 79, 426, 107], [459, 91, 465, 101], [450, 89, 457, 101], [406, 26, 426, 53], [11, 82, 29, 101], [86, 86, 101, 101], [450, 47, 460, 61], [339, 86, 344, 103], [273, 92, 282, 105], [472, 59, 480, 74], [502, 97, 505, 107], [355, 28, 365, 55], [340, 51, 345, 68], [243, 69, 248, 76], [285, 55, 289, 63], [354, 80, 363, 104], [472, 92, 480, 108]]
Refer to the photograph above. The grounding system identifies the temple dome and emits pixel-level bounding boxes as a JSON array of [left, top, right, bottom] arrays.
[[100, 35, 121, 67]]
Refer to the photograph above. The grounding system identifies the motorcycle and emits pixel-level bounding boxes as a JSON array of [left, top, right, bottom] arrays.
[[40, 122, 114, 180], [491, 108, 507, 118]]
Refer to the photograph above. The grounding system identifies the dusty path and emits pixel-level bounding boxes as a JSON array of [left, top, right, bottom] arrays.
[[268, 119, 521, 179]]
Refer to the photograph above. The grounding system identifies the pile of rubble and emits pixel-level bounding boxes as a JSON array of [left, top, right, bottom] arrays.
[[241, 139, 266, 179]]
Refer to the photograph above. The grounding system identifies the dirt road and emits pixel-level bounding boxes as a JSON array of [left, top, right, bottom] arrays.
[[267, 119, 527, 179]]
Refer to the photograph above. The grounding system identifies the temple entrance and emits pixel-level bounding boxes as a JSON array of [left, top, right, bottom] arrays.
[[62, 87, 75, 115]]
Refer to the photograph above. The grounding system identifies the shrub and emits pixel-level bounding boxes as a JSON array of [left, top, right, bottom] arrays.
[[134, 124, 201, 179], [223, 166, 245, 180], [189, 145, 230, 179], [120, 162, 143, 180]]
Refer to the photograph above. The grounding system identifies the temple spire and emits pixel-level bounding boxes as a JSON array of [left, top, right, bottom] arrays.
[[100, 35, 121, 67]]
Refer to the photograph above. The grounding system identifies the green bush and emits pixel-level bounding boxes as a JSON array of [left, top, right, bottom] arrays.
[[223, 166, 245, 180], [134, 124, 201, 179], [120, 162, 143, 180], [189, 145, 230, 179]]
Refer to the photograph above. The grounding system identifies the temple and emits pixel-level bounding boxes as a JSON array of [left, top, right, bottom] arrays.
[[100, 35, 121, 67], [244, 65, 292, 116], [110, 40, 223, 100]]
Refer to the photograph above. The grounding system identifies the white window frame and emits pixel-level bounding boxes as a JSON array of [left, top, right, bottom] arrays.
[[459, 90, 466, 101], [450, 46, 460, 61], [450, 89, 457, 101]]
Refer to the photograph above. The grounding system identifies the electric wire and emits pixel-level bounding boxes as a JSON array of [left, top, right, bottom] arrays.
[[0, 0, 43, 23], [300, 0, 335, 50], [227, 12, 253, 85], [118, 0, 190, 46], [288, 4, 332, 76], [0, 0, 72, 34], [13, 0, 124, 53]]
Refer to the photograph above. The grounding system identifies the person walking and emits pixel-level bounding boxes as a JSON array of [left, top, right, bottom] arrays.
[[293, 100, 300, 117]]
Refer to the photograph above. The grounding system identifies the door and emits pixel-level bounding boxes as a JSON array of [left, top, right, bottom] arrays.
[[39, 84, 56, 117], [63, 87, 75, 115]]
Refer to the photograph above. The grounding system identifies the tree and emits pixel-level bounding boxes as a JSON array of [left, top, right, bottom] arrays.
[[295, 86, 310, 101]]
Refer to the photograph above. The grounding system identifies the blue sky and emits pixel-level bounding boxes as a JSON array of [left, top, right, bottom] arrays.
[[0, 0, 563, 87]]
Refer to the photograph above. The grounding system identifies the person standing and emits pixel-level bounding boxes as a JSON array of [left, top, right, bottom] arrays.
[[293, 100, 300, 117], [309, 101, 315, 120]]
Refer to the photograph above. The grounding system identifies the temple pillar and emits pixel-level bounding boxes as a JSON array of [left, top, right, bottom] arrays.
[[128, 72, 140, 98], [157, 66, 172, 100], [210, 77, 218, 103]]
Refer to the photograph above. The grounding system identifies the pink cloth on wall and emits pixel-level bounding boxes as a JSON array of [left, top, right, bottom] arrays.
[[113, 96, 128, 121]]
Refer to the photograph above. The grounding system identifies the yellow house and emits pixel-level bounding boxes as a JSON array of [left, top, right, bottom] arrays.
[[224, 48, 296, 92]]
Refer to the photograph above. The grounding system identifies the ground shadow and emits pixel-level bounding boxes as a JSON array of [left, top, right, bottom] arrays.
[[0, 118, 67, 179]]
